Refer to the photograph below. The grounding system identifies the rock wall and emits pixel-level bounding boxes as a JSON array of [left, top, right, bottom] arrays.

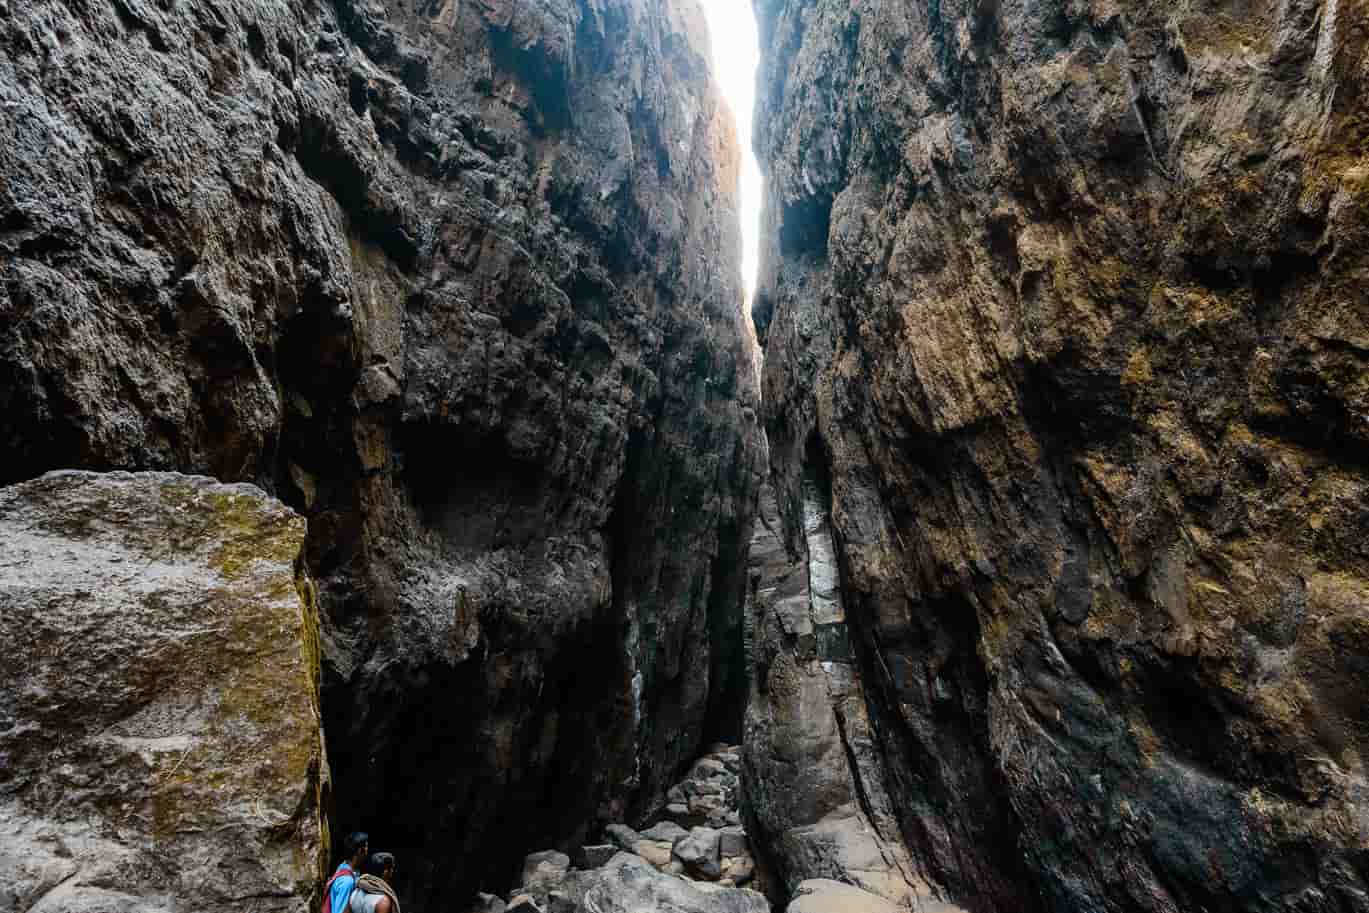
[[750, 0, 1369, 911], [0, 471, 325, 913], [1, 0, 760, 907], [744, 473, 957, 911]]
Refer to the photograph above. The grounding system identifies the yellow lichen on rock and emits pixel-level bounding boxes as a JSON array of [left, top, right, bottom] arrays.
[[0, 471, 325, 913]]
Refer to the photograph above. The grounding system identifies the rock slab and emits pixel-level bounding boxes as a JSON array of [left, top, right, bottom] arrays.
[[0, 471, 325, 913]]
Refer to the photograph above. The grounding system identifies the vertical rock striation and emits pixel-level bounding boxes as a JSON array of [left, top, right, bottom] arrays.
[[751, 0, 1369, 911], [1, 0, 759, 907], [744, 470, 958, 911]]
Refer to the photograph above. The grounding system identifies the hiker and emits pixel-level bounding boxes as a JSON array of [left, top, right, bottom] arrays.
[[324, 832, 369, 913], [350, 852, 401, 913]]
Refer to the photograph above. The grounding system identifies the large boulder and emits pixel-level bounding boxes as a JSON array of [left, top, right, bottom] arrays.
[[0, 471, 325, 913], [555, 853, 769, 913], [785, 880, 899, 913]]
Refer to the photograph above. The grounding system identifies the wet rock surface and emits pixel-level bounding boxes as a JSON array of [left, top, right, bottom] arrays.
[[1, 0, 760, 906], [752, 0, 1369, 911], [0, 471, 325, 913]]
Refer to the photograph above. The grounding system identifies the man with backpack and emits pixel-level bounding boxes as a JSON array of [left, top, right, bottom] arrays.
[[323, 832, 369, 913]]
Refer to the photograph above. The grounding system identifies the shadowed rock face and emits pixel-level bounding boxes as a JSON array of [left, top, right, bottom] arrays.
[[1, 0, 760, 907], [743, 472, 967, 912], [750, 0, 1369, 911], [0, 471, 324, 913]]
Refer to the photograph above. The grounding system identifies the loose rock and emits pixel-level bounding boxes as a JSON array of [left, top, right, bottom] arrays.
[[519, 851, 571, 896], [606, 824, 643, 853], [641, 821, 691, 845], [555, 853, 769, 913], [635, 840, 676, 870], [673, 827, 723, 880], [718, 826, 748, 858], [506, 894, 544, 913], [722, 856, 755, 886], [577, 846, 617, 869], [464, 894, 507, 913]]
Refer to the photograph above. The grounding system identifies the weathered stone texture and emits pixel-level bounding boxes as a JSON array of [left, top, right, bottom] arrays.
[[552, 852, 770, 913], [1, 0, 759, 906], [751, 0, 1369, 910], [0, 471, 324, 913], [743, 475, 959, 911]]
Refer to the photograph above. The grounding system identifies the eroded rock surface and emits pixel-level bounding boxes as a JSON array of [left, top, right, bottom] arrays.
[[1, 0, 760, 905], [744, 477, 965, 911], [752, 0, 1369, 911], [0, 471, 324, 913]]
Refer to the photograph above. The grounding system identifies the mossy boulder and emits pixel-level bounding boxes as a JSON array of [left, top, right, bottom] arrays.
[[0, 471, 326, 913]]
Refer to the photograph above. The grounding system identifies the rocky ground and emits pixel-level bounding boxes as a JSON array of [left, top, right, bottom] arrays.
[[469, 745, 767, 913], [467, 743, 941, 913]]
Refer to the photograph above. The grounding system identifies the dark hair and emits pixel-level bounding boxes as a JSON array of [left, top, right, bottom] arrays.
[[344, 832, 370, 859], [365, 852, 395, 877]]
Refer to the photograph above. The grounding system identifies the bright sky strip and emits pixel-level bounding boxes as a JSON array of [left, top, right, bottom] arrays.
[[698, 1, 762, 302]]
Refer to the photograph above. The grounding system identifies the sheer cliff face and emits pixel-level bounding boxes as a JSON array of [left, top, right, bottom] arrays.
[[1, 0, 758, 906], [751, 0, 1369, 911]]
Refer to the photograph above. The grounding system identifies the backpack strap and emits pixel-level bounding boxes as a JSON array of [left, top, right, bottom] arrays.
[[322, 866, 353, 913]]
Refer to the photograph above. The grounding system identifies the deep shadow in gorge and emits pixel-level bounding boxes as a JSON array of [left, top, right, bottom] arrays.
[[322, 606, 633, 906]]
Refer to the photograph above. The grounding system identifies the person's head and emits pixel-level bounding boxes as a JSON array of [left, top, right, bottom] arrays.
[[344, 832, 370, 867], [365, 851, 396, 883]]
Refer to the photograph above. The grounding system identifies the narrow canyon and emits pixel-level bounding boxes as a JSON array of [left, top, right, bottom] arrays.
[[1, 1, 1366, 912]]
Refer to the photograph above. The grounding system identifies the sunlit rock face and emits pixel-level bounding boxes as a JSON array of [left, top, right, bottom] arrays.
[[0, 471, 325, 913], [0, 0, 760, 907], [749, 0, 1369, 910]]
